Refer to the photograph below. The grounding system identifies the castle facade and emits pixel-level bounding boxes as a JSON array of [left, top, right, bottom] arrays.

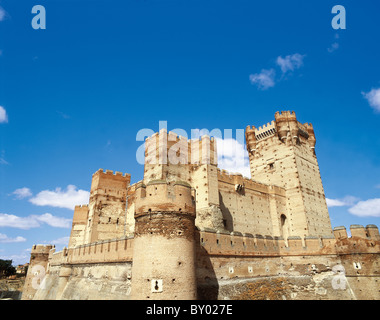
[[22, 111, 380, 300]]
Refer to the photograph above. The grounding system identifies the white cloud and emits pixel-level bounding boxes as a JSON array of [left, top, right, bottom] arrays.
[[326, 198, 346, 207], [0, 6, 7, 22], [249, 69, 276, 90], [0, 249, 31, 266], [249, 53, 305, 90], [29, 185, 90, 210], [326, 196, 359, 208], [348, 198, 380, 217], [216, 137, 251, 178], [362, 88, 380, 112], [0, 106, 8, 123], [12, 187, 33, 199], [327, 42, 339, 53], [276, 53, 305, 73], [0, 233, 26, 243], [50, 236, 70, 246], [36, 213, 72, 228], [0, 213, 71, 229]]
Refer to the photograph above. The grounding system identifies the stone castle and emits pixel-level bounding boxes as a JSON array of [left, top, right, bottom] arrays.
[[22, 111, 380, 300]]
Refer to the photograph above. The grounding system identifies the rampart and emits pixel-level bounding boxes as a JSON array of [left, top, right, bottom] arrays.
[[43, 224, 380, 270], [23, 223, 380, 300]]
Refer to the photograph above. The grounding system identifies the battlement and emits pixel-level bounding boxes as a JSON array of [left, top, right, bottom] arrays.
[[134, 179, 195, 217], [197, 223, 380, 257], [74, 204, 89, 209], [90, 168, 131, 193], [334, 224, 380, 240], [144, 129, 217, 166], [217, 167, 285, 195], [255, 121, 277, 141], [275, 110, 297, 120], [31, 244, 55, 254], [92, 168, 131, 178]]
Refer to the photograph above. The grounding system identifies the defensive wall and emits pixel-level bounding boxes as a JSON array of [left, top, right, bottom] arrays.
[[24, 224, 380, 300]]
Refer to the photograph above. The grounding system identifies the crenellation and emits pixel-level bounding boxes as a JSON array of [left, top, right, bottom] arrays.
[[350, 224, 368, 239]]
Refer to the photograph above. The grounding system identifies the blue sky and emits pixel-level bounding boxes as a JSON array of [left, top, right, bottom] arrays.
[[0, 0, 380, 265]]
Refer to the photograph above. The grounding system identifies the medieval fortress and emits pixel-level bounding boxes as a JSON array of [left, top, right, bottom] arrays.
[[22, 111, 380, 300]]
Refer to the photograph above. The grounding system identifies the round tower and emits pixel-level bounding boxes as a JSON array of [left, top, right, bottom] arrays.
[[245, 125, 257, 155], [131, 180, 197, 300], [22, 244, 54, 300], [274, 110, 298, 142]]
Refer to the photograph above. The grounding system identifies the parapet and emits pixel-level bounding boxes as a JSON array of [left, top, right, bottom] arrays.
[[92, 168, 130, 178], [254, 121, 277, 141], [366, 224, 380, 240], [217, 168, 285, 195], [90, 168, 131, 193], [275, 110, 297, 121], [333, 226, 348, 239], [144, 130, 218, 166], [31, 244, 55, 254], [333, 224, 380, 240], [350, 224, 368, 239]]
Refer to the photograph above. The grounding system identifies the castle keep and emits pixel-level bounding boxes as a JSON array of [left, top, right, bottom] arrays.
[[22, 111, 380, 300]]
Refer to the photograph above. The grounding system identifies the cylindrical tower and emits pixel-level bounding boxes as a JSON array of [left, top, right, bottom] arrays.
[[22, 244, 54, 300], [131, 180, 197, 300], [245, 125, 257, 155]]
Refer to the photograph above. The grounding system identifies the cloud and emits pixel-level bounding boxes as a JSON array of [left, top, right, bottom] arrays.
[[29, 185, 90, 210], [327, 42, 339, 53], [362, 88, 380, 113], [0, 213, 71, 229], [216, 137, 251, 178], [249, 69, 276, 90], [249, 53, 305, 90], [0, 233, 26, 243], [12, 187, 33, 199], [327, 33, 340, 53], [326, 196, 359, 208], [0, 106, 8, 123], [56, 110, 70, 119], [50, 236, 70, 246], [0, 150, 9, 165], [348, 198, 380, 218], [0, 249, 32, 266], [0, 6, 7, 22], [276, 53, 305, 73]]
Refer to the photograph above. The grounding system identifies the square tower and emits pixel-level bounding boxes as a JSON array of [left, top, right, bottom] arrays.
[[83, 169, 131, 244], [245, 111, 332, 238]]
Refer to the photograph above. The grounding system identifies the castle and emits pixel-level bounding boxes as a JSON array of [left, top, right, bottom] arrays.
[[22, 111, 380, 300]]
